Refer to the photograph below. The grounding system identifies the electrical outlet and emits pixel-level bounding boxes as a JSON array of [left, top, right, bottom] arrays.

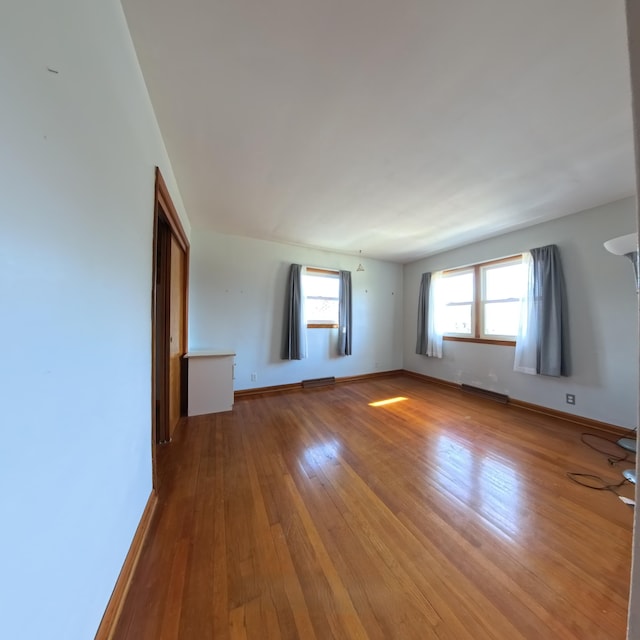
[[251, 372, 257, 382], [566, 393, 575, 405]]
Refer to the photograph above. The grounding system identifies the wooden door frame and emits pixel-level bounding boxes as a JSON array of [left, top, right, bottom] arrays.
[[151, 167, 189, 489], [154, 218, 171, 446]]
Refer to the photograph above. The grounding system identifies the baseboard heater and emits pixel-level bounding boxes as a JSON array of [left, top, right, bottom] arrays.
[[302, 376, 336, 389], [460, 384, 509, 404]]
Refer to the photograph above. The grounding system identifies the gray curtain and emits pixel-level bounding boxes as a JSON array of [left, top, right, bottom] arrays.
[[531, 245, 570, 376], [415, 272, 431, 355], [281, 263, 304, 360], [338, 270, 352, 356]]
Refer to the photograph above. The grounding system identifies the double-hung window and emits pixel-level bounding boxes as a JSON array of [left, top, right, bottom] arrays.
[[441, 256, 523, 344], [302, 267, 340, 328]]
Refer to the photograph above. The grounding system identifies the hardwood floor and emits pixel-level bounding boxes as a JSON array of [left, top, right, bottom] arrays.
[[113, 376, 635, 640]]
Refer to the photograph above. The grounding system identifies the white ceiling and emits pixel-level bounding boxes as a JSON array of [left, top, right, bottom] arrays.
[[122, 0, 635, 263]]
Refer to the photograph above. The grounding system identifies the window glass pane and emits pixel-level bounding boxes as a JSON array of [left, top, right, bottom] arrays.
[[484, 263, 523, 301], [307, 298, 339, 323], [483, 301, 520, 337], [303, 272, 339, 323], [442, 271, 473, 303], [443, 303, 473, 335], [303, 274, 339, 298]]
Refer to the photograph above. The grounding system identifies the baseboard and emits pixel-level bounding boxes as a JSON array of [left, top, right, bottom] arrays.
[[508, 398, 633, 438], [401, 369, 634, 438], [235, 381, 302, 399], [234, 370, 404, 400], [461, 383, 509, 404], [401, 369, 460, 390], [337, 369, 404, 385], [302, 376, 336, 389], [95, 491, 158, 640]]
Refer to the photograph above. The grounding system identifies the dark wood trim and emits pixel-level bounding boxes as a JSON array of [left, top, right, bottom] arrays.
[[154, 220, 171, 447], [155, 168, 188, 252], [155, 167, 190, 418], [235, 381, 302, 399], [151, 168, 190, 488], [444, 336, 516, 347], [401, 369, 634, 437], [181, 246, 190, 406], [305, 267, 339, 276], [480, 254, 524, 268], [95, 491, 158, 640], [442, 264, 474, 277], [336, 370, 404, 385]]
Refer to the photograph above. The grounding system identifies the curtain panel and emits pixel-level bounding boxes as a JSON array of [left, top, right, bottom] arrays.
[[338, 270, 352, 356], [415, 271, 443, 358], [416, 272, 431, 355], [281, 263, 306, 360], [514, 252, 536, 374], [514, 245, 570, 377]]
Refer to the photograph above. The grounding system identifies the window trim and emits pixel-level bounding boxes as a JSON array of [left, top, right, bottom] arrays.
[[442, 255, 522, 346], [303, 266, 340, 329]]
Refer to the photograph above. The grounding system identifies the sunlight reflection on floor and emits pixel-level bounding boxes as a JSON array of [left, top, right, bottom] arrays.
[[368, 396, 409, 407], [435, 434, 523, 541], [303, 439, 342, 470]]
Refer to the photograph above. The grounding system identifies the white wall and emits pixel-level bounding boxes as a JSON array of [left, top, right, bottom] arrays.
[[189, 230, 403, 389], [0, 2, 189, 639], [403, 197, 638, 429]]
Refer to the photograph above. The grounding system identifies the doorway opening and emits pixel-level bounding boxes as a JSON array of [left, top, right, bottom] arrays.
[[151, 168, 189, 489]]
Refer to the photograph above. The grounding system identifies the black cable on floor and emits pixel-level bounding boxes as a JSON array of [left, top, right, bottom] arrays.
[[566, 471, 630, 495], [580, 432, 635, 465]]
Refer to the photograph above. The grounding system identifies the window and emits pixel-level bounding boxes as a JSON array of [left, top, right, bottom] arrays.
[[441, 268, 474, 336], [481, 260, 523, 339], [302, 267, 339, 328], [441, 256, 523, 343]]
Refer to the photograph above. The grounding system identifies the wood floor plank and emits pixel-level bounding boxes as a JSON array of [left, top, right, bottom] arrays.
[[270, 522, 319, 640], [159, 538, 190, 640], [313, 446, 518, 640], [241, 432, 298, 639], [229, 605, 248, 640], [282, 472, 371, 640], [112, 376, 634, 639], [213, 418, 230, 640]]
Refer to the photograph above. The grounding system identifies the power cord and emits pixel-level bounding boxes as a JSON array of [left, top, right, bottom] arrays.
[[566, 472, 635, 506], [565, 434, 636, 506], [580, 432, 636, 466], [566, 472, 629, 494]]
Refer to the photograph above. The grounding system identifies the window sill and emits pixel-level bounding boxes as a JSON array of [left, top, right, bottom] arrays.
[[307, 323, 339, 329], [444, 336, 516, 347]]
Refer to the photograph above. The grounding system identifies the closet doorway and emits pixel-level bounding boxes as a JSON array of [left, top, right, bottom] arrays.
[[151, 168, 189, 488]]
